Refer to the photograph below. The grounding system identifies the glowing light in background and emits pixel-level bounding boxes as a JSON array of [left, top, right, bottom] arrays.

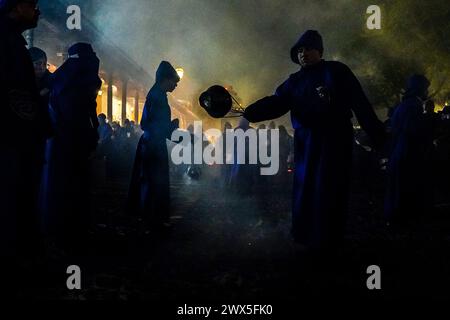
[[176, 68, 184, 80]]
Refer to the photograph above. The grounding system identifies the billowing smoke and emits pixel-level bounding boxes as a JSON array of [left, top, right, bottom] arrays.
[[42, 0, 450, 119], [89, 0, 366, 106]]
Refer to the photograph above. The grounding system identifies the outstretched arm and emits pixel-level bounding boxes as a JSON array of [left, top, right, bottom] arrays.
[[244, 95, 291, 123], [244, 80, 292, 123]]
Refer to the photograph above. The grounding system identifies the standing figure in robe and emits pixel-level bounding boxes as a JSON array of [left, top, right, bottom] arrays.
[[128, 61, 180, 233], [0, 0, 47, 282], [385, 75, 435, 227], [41, 43, 101, 252], [243, 30, 385, 252]]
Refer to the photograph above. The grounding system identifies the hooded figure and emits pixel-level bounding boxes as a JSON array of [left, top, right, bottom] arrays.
[[0, 0, 44, 278], [244, 30, 385, 251], [127, 61, 180, 232], [0, 0, 21, 13], [385, 74, 434, 226], [40, 43, 101, 252]]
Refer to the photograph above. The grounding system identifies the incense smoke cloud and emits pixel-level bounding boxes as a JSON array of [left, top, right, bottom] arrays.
[[88, 0, 365, 105]]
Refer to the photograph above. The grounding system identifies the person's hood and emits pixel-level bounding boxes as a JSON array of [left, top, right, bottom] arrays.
[[290, 30, 324, 64], [155, 60, 180, 83], [404, 74, 430, 99]]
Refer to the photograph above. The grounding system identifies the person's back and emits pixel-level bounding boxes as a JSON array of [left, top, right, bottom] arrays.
[[390, 96, 434, 163], [50, 43, 101, 154], [230, 119, 257, 195], [127, 61, 180, 232], [140, 84, 172, 142], [42, 43, 101, 252], [98, 121, 113, 144], [385, 75, 434, 225]]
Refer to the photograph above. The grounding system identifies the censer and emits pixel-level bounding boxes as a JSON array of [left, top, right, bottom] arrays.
[[199, 85, 245, 118]]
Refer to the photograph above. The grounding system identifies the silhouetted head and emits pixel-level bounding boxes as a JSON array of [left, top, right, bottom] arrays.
[[258, 124, 266, 130], [269, 121, 276, 130], [29, 46, 47, 78], [68, 42, 96, 58], [1, 0, 40, 31], [155, 61, 180, 93], [279, 125, 287, 134], [291, 30, 323, 67], [238, 117, 250, 130], [98, 113, 107, 125], [405, 74, 430, 100]]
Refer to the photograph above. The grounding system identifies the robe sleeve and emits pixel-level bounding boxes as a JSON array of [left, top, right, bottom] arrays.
[[140, 94, 161, 132], [341, 64, 386, 149], [243, 79, 292, 123]]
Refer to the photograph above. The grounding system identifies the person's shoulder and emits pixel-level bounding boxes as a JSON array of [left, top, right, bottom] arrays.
[[284, 70, 302, 83], [325, 60, 352, 73], [147, 85, 165, 100]]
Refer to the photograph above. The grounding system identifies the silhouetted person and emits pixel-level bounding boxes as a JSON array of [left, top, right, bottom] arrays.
[[128, 61, 180, 233], [277, 125, 291, 187], [353, 127, 378, 204], [97, 113, 112, 146], [435, 107, 450, 196], [229, 118, 258, 195], [29, 45, 53, 156], [97, 114, 112, 156], [29, 46, 52, 108], [0, 0, 44, 287], [41, 43, 101, 253], [244, 30, 385, 252], [221, 121, 232, 188], [385, 75, 435, 226], [97, 113, 113, 177]]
